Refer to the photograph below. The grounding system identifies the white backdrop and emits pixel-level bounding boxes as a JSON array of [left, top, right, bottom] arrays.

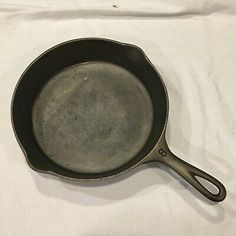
[[0, 1, 236, 235]]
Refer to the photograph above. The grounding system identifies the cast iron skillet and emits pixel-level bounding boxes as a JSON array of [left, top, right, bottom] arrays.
[[11, 38, 226, 202]]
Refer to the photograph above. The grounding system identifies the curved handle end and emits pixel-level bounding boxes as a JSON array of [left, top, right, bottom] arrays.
[[152, 138, 227, 202]]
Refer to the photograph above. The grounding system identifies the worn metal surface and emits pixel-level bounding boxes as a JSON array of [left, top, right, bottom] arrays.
[[32, 62, 153, 173]]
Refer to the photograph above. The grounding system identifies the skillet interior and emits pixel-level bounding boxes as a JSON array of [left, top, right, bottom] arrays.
[[12, 38, 167, 179], [32, 62, 154, 174]]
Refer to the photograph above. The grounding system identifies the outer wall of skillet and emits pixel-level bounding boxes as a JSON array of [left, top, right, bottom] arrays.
[[11, 38, 168, 180]]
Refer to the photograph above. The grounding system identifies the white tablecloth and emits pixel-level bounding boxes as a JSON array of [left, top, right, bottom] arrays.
[[0, 1, 236, 235]]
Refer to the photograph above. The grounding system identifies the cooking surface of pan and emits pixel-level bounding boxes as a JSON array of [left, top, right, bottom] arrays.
[[32, 62, 153, 173]]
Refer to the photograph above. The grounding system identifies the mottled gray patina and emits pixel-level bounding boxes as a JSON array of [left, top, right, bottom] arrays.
[[33, 62, 153, 173]]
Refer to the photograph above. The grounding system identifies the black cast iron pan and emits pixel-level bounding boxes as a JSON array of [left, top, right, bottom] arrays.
[[11, 38, 226, 202]]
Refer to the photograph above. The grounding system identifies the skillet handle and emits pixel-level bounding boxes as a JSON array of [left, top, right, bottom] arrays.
[[151, 138, 226, 202]]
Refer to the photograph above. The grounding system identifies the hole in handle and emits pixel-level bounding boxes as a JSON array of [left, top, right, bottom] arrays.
[[195, 176, 219, 195]]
